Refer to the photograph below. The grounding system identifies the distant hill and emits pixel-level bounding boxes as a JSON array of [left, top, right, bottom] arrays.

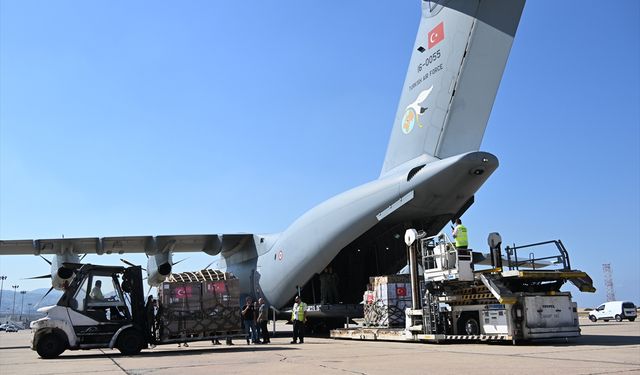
[[0, 288, 63, 316]]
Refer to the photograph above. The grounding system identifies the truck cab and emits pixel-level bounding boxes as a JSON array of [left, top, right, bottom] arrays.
[[31, 264, 147, 358]]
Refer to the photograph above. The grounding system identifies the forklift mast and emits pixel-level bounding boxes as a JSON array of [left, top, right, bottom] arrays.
[[123, 266, 146, 330]]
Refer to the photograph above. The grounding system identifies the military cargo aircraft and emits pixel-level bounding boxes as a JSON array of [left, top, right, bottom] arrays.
[[1, 0, 526, 313]]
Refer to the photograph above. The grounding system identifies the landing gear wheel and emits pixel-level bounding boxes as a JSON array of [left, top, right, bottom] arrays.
[[36, 333, 65, 359], [589, 315, 597, 322], [464, 318, 480, 336], [117, 330, 144, 355], [615, 314, 623, 322]]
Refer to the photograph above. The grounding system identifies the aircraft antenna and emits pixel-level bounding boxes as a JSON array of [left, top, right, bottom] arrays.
[[602, 263, 616, 302]]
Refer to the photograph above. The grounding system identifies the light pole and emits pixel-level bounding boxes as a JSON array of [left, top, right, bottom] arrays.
[[27, 303, 33, 321], [0, 276, 6, 317], [19, 291, 27, 320], [11, 285, 19, 318]]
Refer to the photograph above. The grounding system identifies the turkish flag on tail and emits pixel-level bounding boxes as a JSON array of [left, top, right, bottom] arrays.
[[428, 22, 445, 49]]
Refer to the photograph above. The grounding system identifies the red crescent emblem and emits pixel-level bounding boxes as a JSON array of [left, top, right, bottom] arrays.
[[175, 286, 192, 299]]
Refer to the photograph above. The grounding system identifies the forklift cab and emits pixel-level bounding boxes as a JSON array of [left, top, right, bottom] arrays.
[[57, 264, 145, 346], [70, 271, 130, 322]]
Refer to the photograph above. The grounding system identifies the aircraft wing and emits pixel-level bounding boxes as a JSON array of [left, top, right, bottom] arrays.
[[0, 234, 256, 257]]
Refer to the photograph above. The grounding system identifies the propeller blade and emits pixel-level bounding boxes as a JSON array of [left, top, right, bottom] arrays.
[[172, 257, 189, 266], [36, 287, 54, 307], [24, 274, 52, 280], [79, 254, 87, 262], [39, 255, 52, 265], [204, 260, 216, 270], [120, 258, 146, 271], [120, 258, 137, 267]]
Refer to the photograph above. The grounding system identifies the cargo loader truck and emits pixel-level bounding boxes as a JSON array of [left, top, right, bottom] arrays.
[[30, 264, 244, 358], [332, 230, 595, 344]]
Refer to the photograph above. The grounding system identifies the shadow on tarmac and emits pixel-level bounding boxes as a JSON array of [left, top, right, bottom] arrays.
[[491, 334, 640, 348], [569, 334, 640, 346], [55, 345, 298, 360]]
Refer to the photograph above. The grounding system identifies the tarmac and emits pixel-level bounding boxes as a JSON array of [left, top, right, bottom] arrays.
[[1, 318, 639, 375]]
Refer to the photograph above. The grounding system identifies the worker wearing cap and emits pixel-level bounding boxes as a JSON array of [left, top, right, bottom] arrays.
[[452, 218, 468, 249], [290, 295, 307, 344]]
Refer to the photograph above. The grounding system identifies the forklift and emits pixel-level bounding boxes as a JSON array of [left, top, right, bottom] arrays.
[[31, 264, 148, 358], [31, 263, 244, 358]]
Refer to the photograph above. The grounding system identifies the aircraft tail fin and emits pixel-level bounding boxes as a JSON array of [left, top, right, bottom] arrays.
[[381, 0, 525, 176]]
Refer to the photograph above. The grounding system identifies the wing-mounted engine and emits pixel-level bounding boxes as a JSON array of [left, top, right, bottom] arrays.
[[28, 238, 97, 290], [146, 252, 174, 286]]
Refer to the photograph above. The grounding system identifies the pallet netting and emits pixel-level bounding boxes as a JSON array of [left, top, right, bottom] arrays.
[[362, 275, 415, 328], [363, 299, 408, 328], [158, 269, 242, 341], [167, 269, 231, 283], [159, 306, 243, 340]]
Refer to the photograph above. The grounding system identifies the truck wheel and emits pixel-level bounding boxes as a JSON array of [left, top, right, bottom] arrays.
[[629, 317, 636, 322], [117, 330, 144, 356], [464, 318, 480, 335], [615, 315, 623, 322], [36, 333, 65, 359], [589, 315, 597, 322]]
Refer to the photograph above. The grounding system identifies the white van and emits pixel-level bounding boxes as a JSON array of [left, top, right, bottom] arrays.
[[589, 301, 637, 322]]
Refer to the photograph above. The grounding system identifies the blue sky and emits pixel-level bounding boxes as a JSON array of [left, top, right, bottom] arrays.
[[1, 1, 638, 308]]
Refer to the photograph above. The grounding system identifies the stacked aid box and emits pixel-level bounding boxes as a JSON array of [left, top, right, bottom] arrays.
[[364, 274, 415, 327], [158, 270, 242, 340]]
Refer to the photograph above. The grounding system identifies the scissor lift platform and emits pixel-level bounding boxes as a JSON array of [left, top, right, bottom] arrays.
[[331, 233, 595, 345]]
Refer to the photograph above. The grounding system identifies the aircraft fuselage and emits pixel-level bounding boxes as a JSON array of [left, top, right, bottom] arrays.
[[233, 151, 499, 308]]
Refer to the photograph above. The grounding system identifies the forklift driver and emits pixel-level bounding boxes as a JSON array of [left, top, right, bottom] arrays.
[[90, 280, 105, 301], [87, 278, 127, 321]]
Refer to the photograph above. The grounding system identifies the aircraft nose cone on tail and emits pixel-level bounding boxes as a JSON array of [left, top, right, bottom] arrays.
[[460, 151, 499, 176]]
